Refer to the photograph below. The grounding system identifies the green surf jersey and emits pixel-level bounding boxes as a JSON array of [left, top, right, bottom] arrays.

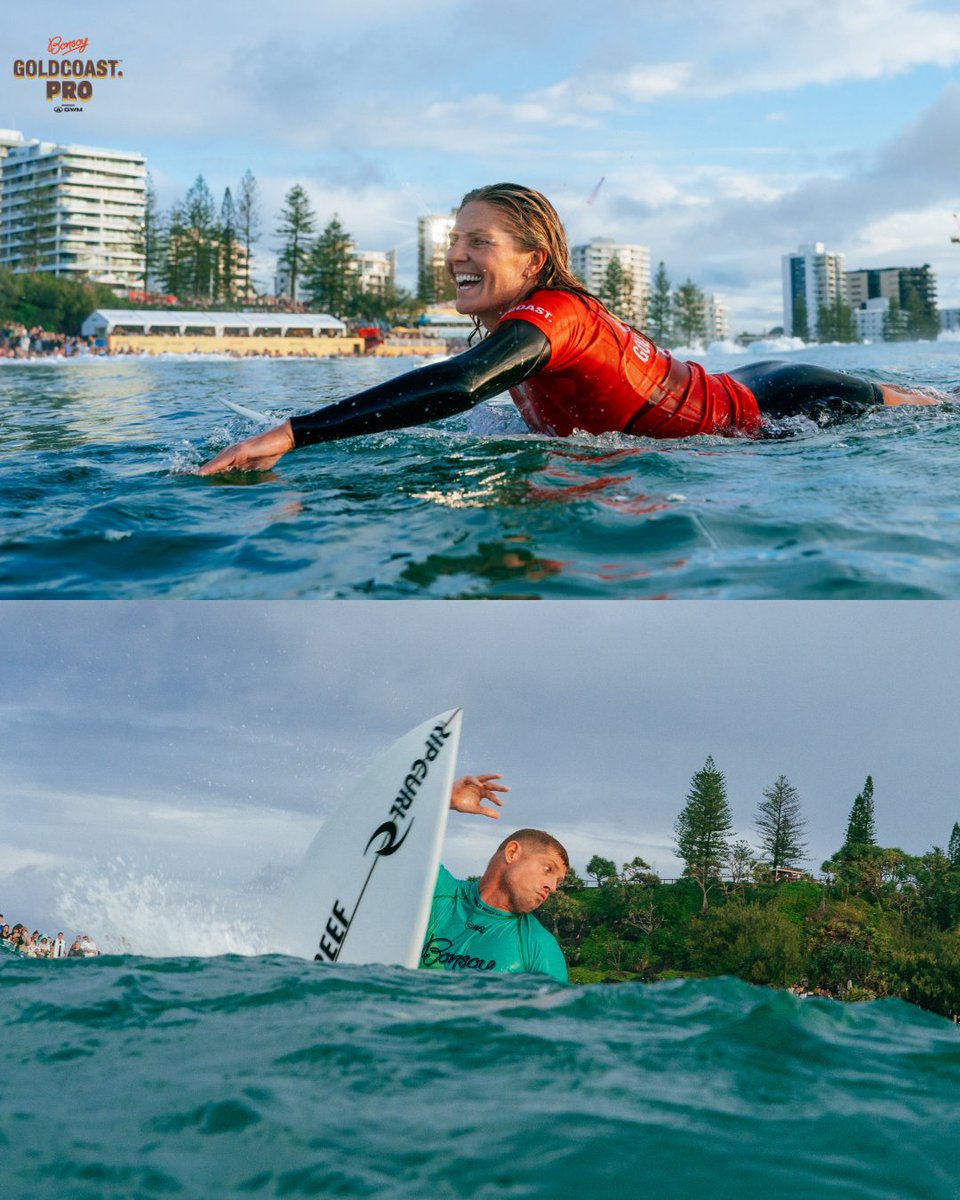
[[420, 864, 567, 982]]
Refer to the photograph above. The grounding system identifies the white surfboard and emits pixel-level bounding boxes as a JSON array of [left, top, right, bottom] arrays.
[[272, 709, 462, 968]]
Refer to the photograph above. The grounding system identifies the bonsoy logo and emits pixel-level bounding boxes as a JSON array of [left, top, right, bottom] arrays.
[[12, 36, 124, 111]]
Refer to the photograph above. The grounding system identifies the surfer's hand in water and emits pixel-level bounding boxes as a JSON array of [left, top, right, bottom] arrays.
[[199, 421, 296, 475], [450, 774, 508, 819]]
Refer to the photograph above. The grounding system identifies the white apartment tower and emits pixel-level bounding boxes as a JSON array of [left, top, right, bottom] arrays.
[[0, 139, 146, 290], [782, 242, 846, 340], [417, 213, 456, 303], [351, 248, 396, 295], [571, 237, 650, 323]]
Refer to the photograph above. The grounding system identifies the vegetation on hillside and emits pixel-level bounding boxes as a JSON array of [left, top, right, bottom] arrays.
[[541, 761, 960, 1019]]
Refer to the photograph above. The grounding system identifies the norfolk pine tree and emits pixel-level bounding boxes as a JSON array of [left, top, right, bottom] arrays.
[[948, 822, 960, 867], [843, 776, 878, 855], [647, 261, 672, 344], [305, 215, 356, 317], [236, 169, 262, 301], [674, 756, 734, 912], [672, 278, 709, 347], [276, 184, 316, 303], [756, 775, 807, 872]]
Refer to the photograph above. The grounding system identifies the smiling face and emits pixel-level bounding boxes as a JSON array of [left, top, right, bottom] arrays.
[[445, 200, 547, 331], [480, 838, 568, 915]]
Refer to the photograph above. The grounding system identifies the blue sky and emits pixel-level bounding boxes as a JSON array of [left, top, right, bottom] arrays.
[[2, 602, 959, 948], [5, 0, 960, 330]]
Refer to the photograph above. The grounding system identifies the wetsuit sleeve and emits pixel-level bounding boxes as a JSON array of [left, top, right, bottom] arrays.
[[289, 321, 551, 447]]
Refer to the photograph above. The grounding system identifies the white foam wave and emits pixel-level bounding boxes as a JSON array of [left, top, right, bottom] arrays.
[[54, 859, 274, 957]]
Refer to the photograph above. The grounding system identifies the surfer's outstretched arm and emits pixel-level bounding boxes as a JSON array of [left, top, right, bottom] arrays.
[[450, 774, 508, 819], [198, 321, 549, 475]]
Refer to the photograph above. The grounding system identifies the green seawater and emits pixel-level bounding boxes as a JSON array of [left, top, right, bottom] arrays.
[[1, 955, 958, 1199], [1, 340, 959, 598]]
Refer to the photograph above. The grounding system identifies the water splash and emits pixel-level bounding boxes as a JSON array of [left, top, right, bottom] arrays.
[[54, 857, 272, 957]]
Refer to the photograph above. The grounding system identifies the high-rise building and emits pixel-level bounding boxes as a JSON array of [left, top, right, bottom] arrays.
[[571, 237, 650, 322], [703, 295, 729, 343], [781, 242, 845, 340], [417, 213, 456, 303], [351, 248, 396, 295], [0, 138, 146, 290], [845, 265, 938, 325]]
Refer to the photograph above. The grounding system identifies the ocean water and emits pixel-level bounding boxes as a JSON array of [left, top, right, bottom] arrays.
[[2, 954, 958, 1200], [1, 338, 959, 598]]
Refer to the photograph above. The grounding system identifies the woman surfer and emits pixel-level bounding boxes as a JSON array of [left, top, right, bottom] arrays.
[[199, 183, 936, 475]]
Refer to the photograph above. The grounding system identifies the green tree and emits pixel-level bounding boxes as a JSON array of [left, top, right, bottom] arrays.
[[690, 899, 805, 987], [843, 776, 877, 855], [903, 283, 938, 340], [948, 822, 960, 867], [183, 174, 218, 301], [599, 256, 639, 325], [217, 187, 238, 304], [674, 756, 733, 912], [276, 183, 316, 304], [756, 775, 807, 871], [807, 903, 882, 997], [621, 855, 658, 886], [646, 261, 672, 344], [882, 297, 907, 341], [304, 214, 356, 316], [816, 294, 856, 343], [0, 269, 131, 334], [586, 854, 618, 887], [160, 203, 190, 299], [672, 278, 708, 347], [726, 839, 756, 891], [236, 169, 262, 301]]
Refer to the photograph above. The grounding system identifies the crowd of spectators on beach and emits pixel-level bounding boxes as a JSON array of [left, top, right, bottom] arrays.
[[1, 322, 105, 359], [1, 912, 99, 958]]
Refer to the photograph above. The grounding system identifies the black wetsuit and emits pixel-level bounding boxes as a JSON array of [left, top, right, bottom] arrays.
[[727, 360, 884, 420], [288, 322, 884, 447]]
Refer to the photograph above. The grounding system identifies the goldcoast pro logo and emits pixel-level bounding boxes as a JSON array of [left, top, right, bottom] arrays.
[[315, 718, 454, 962], [12, 36, 124, 112]]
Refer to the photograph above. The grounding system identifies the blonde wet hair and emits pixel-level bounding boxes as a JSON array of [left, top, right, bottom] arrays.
[[458, 183, 588, 297]]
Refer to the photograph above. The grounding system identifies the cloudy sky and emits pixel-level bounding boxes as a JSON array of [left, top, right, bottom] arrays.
[[6, 0, 960, 329], [2, 601, 958, 949]]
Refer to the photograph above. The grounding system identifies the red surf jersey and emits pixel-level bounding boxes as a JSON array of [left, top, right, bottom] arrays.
[[498, 289, 762, 439]]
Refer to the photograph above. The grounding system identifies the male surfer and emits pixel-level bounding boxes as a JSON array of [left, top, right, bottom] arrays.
[[421, 773, 568, 982]]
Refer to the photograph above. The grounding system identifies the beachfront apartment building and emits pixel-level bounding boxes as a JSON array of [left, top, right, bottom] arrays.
[[571, 237, 651, 323], [781, 242, 846, 340], [845, 264, 938, 327], [417, 213, 456, 304], [703, 294, 729, 343], [351, 248, 397, 295], [0, 136, 146, 290]]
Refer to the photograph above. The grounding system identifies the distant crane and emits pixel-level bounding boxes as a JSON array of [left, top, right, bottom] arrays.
[[585, 177, 606, 206]]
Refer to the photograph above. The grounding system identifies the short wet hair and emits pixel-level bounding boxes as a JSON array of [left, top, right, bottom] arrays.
[[496, 827, 570, 869]]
